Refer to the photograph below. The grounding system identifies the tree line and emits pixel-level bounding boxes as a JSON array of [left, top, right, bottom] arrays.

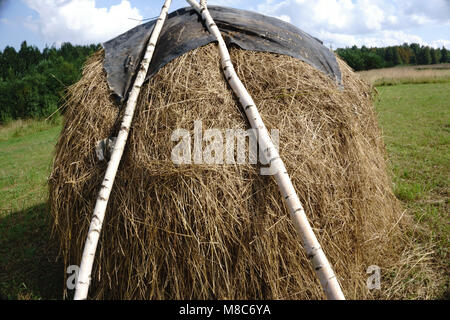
[[1, 41, 449, 123], [0, 41, 99, 123], [336, 43, 449, 71]]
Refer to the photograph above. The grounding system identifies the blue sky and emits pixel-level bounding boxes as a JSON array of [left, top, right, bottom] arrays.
[[0, 0, 449, 51]]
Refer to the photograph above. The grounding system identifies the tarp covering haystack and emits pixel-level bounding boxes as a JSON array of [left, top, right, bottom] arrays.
[[49, 5, 411, 299]]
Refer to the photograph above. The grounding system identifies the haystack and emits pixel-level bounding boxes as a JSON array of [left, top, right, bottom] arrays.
[[49, 41, 409, 299]]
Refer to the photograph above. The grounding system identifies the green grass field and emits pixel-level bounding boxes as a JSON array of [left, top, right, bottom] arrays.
[[0, 82, 448, 299], [0, 118, 63, 299], [376, 83, 449, 295]]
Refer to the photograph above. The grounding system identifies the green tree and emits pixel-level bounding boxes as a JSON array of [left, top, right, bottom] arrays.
[[1, 46, 18, 79], [18, 41, 42, 75], [398, 46, 411, 65], [384, 47, 395, 66], [418, 46, 432, 65], [363, 51, 385, 69], [441, 47, 449, 63], [393, 46, 403, 65], [0, 41, 99, 122], [336, 48, 365, 71], [430, 48, 440, 64], [409, 43, 420, 64]]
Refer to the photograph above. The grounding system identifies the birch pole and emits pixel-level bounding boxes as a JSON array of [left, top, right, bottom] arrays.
[[73, 0, 173, 300], [186, 0, 345, 300]]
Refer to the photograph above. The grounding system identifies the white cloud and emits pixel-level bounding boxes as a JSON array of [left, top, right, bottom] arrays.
[[431, 39, 450, 48], [276, 14, 291, 23], [319, 30, 427, 48], [256, 0, 450, 47], [23, 15, 38, 33], [19, 0, 450, 49], [23, 0, 143, 45]]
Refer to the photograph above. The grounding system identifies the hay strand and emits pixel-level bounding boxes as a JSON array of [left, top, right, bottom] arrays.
[[187, 0, 344, 299], [74, 0, 173, 300]]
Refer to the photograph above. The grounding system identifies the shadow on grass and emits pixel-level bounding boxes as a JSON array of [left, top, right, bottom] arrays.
[[0, 203, 64, 300]]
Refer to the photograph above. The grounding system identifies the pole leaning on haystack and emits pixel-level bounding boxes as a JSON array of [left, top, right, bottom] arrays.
[[186, 0, 345, 300], [73, 0, 173, 300]]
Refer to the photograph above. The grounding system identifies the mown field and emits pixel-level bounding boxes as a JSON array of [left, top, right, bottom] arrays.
[[0, 78, 448, 299], [359, 63, 450, 86], [375, 83, 449, 299]]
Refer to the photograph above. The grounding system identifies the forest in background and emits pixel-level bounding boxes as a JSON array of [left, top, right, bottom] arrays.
[[0, 41, 99, 123], [0, 41, 449, 123], [336, 43, 449, 71]]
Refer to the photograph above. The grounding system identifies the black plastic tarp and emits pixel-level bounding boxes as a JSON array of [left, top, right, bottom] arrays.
[[103, 6, 342, 100]]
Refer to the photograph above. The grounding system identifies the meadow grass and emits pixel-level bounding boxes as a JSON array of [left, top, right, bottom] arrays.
[[0, 82, 448, 299], [375, 83, 449, 297], [359, 63, 450, 86], [0, 117, 63, 299]]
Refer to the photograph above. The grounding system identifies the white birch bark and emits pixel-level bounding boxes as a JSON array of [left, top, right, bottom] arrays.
[[186, 0, 345, 300], [73, 0, 173, 300]]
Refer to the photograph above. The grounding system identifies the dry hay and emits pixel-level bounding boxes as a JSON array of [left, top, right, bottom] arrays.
[[49, 44, 414, 299]]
